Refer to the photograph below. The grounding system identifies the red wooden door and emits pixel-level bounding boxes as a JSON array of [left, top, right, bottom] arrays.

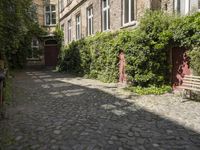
[[172, 48, 191, 90], [44, 45, 59, 66]]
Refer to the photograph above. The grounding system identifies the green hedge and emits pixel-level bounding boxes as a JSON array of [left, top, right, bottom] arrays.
[[58, 11, 200, 87]]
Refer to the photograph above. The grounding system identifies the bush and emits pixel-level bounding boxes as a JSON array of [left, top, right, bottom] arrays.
[[126, 85, 172, 95], [188, 47, 200, 75], [59, 32, 119, 82], [58, 11, 200, 90]]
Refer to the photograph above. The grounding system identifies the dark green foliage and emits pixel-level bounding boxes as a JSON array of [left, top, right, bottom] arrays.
[[126, 85, 172, 95], [0, 0, 45, 69], [59, 32, 119, 82], [59, 11, 200, 87], [188, 47, 200, 75]]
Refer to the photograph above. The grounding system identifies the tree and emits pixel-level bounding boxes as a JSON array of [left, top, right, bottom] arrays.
[[0, 0, 44, 68]]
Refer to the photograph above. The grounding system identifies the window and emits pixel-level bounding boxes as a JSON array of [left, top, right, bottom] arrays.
[[87, 7, 94, 35], [45, 5, 56, 25], [28, 38, 40, 59], [61, 0, 64, 11], [198, 0, 200, 9], [68, 19, 72, 42], [175, 0, 190, 15], [102, 0, 110, 31], [123, 0, 136, 25], [76, 14, 81, 40]]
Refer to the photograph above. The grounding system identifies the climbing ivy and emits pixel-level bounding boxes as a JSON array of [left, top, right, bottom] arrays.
[[0, 0, 45, 69], [58, 11, 200, 87]]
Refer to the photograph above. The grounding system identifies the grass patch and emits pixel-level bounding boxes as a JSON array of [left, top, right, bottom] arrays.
[[126, 85, 172, 95]]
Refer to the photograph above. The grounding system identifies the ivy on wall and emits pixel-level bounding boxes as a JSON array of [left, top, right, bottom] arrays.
[[0, 0, 45, 69], [58, 11, 200, 87]]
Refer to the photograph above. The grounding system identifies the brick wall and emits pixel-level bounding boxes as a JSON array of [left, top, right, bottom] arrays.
[[60, 0, 150, 45]]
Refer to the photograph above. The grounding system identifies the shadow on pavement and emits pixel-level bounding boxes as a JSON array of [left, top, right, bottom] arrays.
[[0, 68, 200, 150]]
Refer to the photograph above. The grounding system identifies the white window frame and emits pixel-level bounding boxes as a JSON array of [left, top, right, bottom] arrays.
[[123, 0, 136, 26], [198, 0, 200, 10], [76, 14, 81, 40], [29, 39, 39, 59], [175, 0, 190, 15], [102, 0, 110, 31], [45, 5, 56, 26], [87, 6, 94, 35], [68, 19, 72, 43]]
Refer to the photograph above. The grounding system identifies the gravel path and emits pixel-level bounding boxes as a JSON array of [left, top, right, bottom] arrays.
[[0, 68, 200, 150]]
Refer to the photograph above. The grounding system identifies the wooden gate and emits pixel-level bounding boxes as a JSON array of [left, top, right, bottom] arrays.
[[172, 47, 191, 90], [44, 40, 59, 66]]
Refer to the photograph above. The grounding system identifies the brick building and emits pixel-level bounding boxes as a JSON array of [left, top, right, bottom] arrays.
[[29, 0, 59, 66], [59, 0, 200, 45]]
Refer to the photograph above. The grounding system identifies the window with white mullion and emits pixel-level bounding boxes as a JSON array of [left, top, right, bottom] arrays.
[[87, 7, 94, 35], [123, 0, 136, 25], [45, 5, 56, 25], [76, 15, 81, 40], [102, 0, 110, 31]]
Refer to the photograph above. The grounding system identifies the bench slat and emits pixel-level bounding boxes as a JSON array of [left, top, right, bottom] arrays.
[[179, 86, 200, 92], [183, 80, 200, 86], [182, 83, 200, 88], [183, 78, 200, 82], [185, 75, 200, 79]]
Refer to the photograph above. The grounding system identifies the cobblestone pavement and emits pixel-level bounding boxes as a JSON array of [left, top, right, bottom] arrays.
[[0, 68, 200, 150]]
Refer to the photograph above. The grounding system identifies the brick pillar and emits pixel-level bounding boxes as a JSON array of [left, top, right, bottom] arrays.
[[119, 51, 127, 84]]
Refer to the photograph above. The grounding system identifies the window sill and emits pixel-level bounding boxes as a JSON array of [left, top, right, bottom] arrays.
[[44, 25, 57, 27], [121, 21, 137, 29], [102, 29, 110, 32]]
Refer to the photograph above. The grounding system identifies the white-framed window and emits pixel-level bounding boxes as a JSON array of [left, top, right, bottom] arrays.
[[87, 6, 94, 35], [76, 14, 81, 40], [175, 0, 190, 15], [123, 0, 136, 25], [68, 19, 72, 42], [102, 0, 110, 31], [45, 5, 56, 25], [28, 38, 40, 59]]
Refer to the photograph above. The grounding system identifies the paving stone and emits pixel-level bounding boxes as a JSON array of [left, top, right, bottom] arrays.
[[0, 69, 200, 149], [53, 130, 61, 135]]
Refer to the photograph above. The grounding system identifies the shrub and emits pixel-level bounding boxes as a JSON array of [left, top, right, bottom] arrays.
[[58, 11, 200, 91], [188, 47, 200, 75], [126, 85, 172, 95]]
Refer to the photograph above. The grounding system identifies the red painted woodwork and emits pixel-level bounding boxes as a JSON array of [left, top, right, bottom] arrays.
[[172, 48, 191, 90], [44, 45, 59, 66], [119, 51, 127, 84]]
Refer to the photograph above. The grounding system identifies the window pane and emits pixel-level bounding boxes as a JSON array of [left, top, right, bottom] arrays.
[[89, 19, 92, 35], [46, 13, 50, 25], [46, 6, 50, 11], [103, 0, 107, 8], [52, 19, 56, 24], [103, 11, 107, 30], [131, 0, 135, 21], [108, 9, 110, 29], [51, 5, 56, 11], [124, 0, 129, 23], [52, 12, 56, 19], [177, 0, 181, 13], [199, 0, 200, 9]]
